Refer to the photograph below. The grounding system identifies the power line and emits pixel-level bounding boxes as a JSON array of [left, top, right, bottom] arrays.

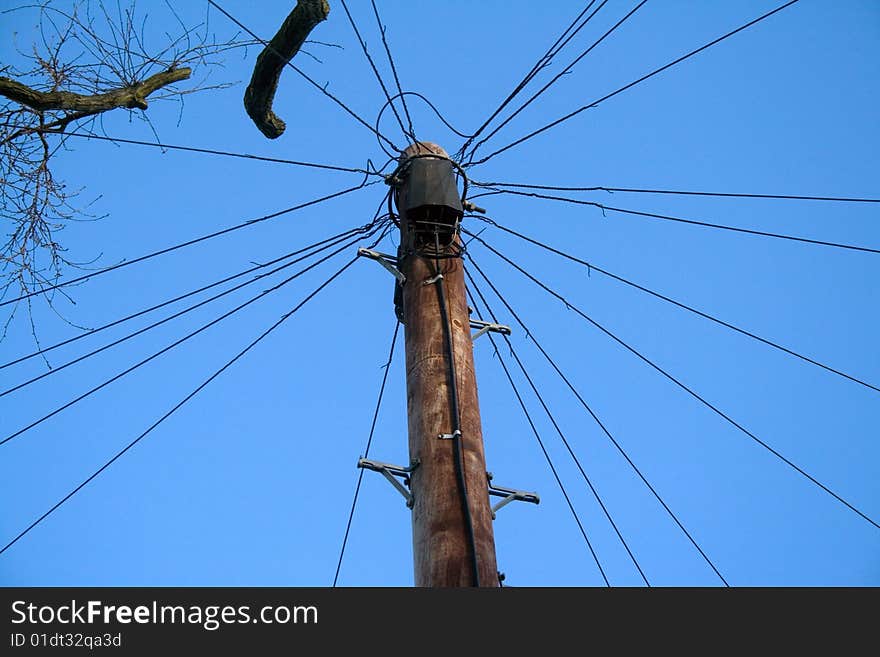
[[1, 225, 370, 371], [50, 131, 382, 175], [0, 225, 386, 449], [467, 219, 880, 394], [469, 0, 801, 166], [465, 263, 650, 586], [376, 92, 470, 140], [457, 0, 604, 159], [474, 181, 880, 204], [332, 320, 400, 587], [465, 0, 646, 165], [0, 255, 360, 558], [1, 225, 377, 397], [0, 181, 378, 308], [370, 0, 416, 142], [478, 187, 880, 254], [465, 251, 730, 586], [478, 239, 880, 532], [339, 0, 412, 142], [207, 0, 400, 152], [464, 284, 610, 587]]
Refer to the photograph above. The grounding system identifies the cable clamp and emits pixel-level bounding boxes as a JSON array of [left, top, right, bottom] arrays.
[[358, 247, 406, 285], [357, 458, 420, 509], [470, 319, 512, 341], [438, 429, 462, 441], [487, 472, 540, 519], [422, 273, 444, 286], [463, 200, 486, 214]]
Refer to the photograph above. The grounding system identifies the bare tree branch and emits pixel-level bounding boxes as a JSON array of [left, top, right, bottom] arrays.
[[0, 67, 191, 113], [244, 0, 330, 139]]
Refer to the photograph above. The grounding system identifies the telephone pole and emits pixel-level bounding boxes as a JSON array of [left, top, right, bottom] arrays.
[[393, 142, 498, 587]]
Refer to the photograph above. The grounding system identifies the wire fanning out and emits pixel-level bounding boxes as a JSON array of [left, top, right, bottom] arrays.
[[463, 0, 647, 165], [1, 226, 372, 371], [464, 283, 611, 587], [457, 0, 606, 161], [465, 263, 650, 586], [52, 132, 383, 175], [332, 320, 400, 587], [475, 187, 880, 254], [1, 225, 381, 397], [474, 236, 880, 531], [0, 221, 389, 449], [465, 219, 880, 394], [468, 0, 801, 166], [1, 181, 380, 309], [464, 253, 730, 586], [0, 253, 366, 557]]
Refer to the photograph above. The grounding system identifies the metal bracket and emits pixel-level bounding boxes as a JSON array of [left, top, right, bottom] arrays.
[[487, 473, 539, 519], [422, 273, 444, 286], [358, 248, 406, 285], [358, 457, 419, 508], [470, 319, 512, 341], [438, 429, 462, 441]]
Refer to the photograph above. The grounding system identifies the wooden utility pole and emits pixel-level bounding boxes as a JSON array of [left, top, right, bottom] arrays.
[[394, 142, 499, 587]]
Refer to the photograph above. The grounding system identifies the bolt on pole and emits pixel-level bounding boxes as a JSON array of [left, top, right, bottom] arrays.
[[393, 142, 499, 587]]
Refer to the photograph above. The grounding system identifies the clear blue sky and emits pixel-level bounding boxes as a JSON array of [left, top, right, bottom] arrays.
[[1, 0, 877, 586]]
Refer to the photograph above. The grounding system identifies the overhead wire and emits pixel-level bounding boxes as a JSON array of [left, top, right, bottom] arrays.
[[0, 221, 389, 449], [0, 180, 380, 308], [464, 283, 610, 587], [0, 253, 364, 558], [370, 0, 416, 141], [457, 0, 604, 160], [339, 0, 413, 143], [0, 225, 372, 371], [207, 0, 400, 153], [465, 250, 730, 586], [474, 181, 880, 204], [477, 187, 880, 254], [0, 225, 379, 397], [476, 237, 880, 531], [464, 261, 650, 586], [376, 92, 471, 140], [464, 0, 647, 165], [468, 0, 801, 166], [465, 219, 880, 395], [47, 131, 383, 175], [332, 320, 400, 587]]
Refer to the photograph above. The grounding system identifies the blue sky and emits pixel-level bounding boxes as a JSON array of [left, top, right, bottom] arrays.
[[1, 0, 877, 586]]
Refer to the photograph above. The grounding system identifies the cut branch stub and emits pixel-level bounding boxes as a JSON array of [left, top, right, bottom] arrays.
[[244, 0, 330, 139]]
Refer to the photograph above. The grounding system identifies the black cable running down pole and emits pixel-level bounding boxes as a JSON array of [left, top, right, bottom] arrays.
[[0, 255, 361, 558], [431, 228, 481, 588], [333, 320, 400, 587]]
